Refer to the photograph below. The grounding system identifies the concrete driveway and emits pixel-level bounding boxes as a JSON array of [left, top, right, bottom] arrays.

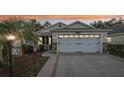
[[55, 54, 124, 77]]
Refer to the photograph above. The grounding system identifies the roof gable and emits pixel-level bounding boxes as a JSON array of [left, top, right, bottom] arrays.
[[63, 21, 94, 29], [36, 22, 66, 33], [48, 22, 66, 29]]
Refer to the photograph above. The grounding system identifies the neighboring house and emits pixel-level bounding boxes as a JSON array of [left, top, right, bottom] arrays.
[[108, 24, 124, 45], [36, 21, 111, 53]]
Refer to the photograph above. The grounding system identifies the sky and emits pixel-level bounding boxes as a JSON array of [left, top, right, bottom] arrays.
[[0, 15, 124, 24]]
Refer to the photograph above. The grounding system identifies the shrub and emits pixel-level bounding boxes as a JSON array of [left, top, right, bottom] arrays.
[[39, 45, 44, 51], [107, 44, 124, 52], [22, 55, 48, 77], [22, 44, 33, 54], [0, 61, 3, 67]]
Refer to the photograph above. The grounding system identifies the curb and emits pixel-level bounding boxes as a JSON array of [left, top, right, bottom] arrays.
[[105, 54, 124, 62], [52, 53, 59, 77]]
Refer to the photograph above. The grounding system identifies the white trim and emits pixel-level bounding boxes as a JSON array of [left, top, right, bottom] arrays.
[[57, 34, 59, 53], [100, 34, 103, 53]]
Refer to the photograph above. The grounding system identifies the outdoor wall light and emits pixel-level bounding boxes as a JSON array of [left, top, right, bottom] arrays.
[[107, 37, 111, 43], [6, 34, 16, 77], [6, 34, 16, 41]]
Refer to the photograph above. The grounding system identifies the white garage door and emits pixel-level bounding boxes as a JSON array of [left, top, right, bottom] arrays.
[[58, 34, 101, 53]]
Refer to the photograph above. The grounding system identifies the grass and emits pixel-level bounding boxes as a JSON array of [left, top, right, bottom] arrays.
[[22, 56, 48, 76], [12, 53, 49, 77], [0, 53, 49, 77], [109, 51, 124, 59]]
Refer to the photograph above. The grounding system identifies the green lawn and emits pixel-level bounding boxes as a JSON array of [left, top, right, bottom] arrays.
[[0, 53, 48, 77], [109, 51, 124, 59], [12, 53, 49, 77]]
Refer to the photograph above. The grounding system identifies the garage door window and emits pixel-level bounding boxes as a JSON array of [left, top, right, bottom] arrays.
[[89, 35, 94, 38], [84, 35, 89, 38], [95, 35, 100, 38], [79, 35, 84, 38], [74, 35, 79, 38], [69, 35, 73, 38], [64, 35, 68, 38], [59, 35, 64, 38], [59, 34, 100, 39]]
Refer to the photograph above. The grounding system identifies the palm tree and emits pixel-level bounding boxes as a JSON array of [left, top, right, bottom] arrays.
[[43, 21, 52, 28], [0, 17, 39, 66], [0, 21, 9, 66], [30, 19, 44, 31], [91, 18, 124, 29]]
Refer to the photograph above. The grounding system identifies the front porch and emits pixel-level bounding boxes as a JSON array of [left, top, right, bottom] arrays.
[[38, 36, 52, 51]]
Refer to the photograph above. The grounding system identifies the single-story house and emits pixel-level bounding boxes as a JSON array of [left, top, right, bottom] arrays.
[[108, 24, 124, 45], [36, 21, 111, 53]]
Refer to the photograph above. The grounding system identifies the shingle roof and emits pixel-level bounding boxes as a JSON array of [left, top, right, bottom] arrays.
[[108, 24, 124, 34], [36, 22, 66, 33], [62, 21, 95, 29], [34, 22, 66, 35], [51, 28, 111, 32], [51, 21, 111, 32]]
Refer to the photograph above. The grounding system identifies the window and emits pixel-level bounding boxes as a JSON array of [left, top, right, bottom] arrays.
[[74, 35, 79, 38], [79, 35, 84, 38], [85, 35, 89, 38], [59, 35, 63, 38], [59, 24, 61, 28], [89, 35, 94, 38], [49, 37, 51, 44], [69, 35, 73, 38], [107, 37, 111, 43], [38, 37, 42, 45], [53, 36, 57, 39], [95, 35, 100, 38], [64, 35, 68, 38]]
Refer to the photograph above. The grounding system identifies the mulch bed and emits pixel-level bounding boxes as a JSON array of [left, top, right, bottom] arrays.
[[0, 53, 48, 77]]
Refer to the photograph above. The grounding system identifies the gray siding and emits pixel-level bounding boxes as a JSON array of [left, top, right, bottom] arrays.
[[111, 35, 124, 45]]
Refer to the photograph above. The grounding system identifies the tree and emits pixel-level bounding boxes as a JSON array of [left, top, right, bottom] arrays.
[[90, 17, 124, 29], [90, 20, 105, 29], [30, 19, 44, 31], [43, 21, 52, 28], [0, 17, 38, 66], [115, 18, 124, 25]]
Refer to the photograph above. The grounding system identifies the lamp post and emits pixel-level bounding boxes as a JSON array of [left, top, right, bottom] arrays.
[[6, 34, 16, 77]]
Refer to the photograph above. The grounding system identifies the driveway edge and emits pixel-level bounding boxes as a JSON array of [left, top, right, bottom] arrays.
[[105, 53, 124, 62], [37, 53, 59, 77], [52, 53, 59, 77]]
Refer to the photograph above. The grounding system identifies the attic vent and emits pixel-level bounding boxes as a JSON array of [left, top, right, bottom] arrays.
[[59, 24, 61, 28]]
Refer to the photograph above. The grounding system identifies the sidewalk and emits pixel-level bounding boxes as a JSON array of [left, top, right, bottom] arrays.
[[37, 51, 58, 77]]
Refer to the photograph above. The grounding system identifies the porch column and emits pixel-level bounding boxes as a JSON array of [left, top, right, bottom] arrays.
[[100, 34, 103, 53], [47, 36, 49, 50], [42, 36, 45, 44], [38, 36, 43, 49], [51, 36, 52, 49], [57, 34, 59, 53], [48, 36, 52, 50]]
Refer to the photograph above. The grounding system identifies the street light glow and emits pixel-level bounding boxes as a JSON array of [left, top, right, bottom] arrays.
[[6, 34, 16, 41]]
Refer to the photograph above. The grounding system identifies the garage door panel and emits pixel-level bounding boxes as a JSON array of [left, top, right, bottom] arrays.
[[58, 38, 101, 53]]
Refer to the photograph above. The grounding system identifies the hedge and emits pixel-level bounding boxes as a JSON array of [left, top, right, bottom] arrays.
[[107, 44, 124, 52], [22, 44, 33, 54]]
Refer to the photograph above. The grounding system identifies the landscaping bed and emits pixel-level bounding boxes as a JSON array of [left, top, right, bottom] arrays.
[[0, 53, 49, 77], [108, 44, 124, 59], [109, 51, 124, 59]]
